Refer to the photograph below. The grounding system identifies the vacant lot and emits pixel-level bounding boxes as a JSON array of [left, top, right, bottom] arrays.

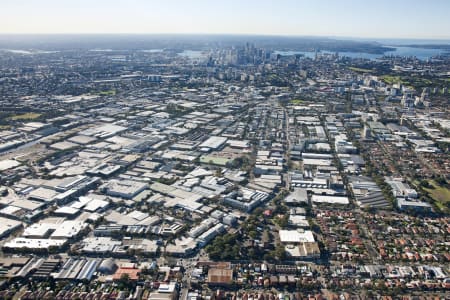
[[349, 67, 373, 73], [290, 99, 304, 105], [8, 112, 42, 121]]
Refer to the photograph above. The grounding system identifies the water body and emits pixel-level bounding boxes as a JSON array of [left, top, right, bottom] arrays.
[[88, 49, 114, 52], [1, 49, 59, 55], [178, 50, 205, 59], [275, 46, 446, 61], [140, 49, 164, 53], [384, 46, 445, 60], [1, 45, 444, 61]]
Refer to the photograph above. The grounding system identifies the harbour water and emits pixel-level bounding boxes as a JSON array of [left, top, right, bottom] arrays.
[[1, 46, 446, 61], [275, 46, 446, 60]]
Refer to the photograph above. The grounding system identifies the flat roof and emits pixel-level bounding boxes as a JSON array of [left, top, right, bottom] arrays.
[[82, 237, 121, 253], [4, 238, 67, 249], [80, 123, 127, 137], [28, 187, 58, 202], [51, 220, 88, 238], [164, 196, 203, 211], [10, 199, 45, 211], [227, 140, 250, 148], [54, 206, 80, 215], [23, 223, 55, 238], [84, 199, 109, 212], [68, 135, 97, 145], [279, 229, 315, 243], [0, 217, 22, 237], [0, 205, 22, 215], [397, 198, 432, 208], [50, 141, 78, 151], [311, 195, 349, 205], [150, 182, 176, 194], [0, 160, 21, 171], [199, 136, 227, 149]]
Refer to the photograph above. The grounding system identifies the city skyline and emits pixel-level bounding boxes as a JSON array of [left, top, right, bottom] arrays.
[[1, 0, 450, 40]]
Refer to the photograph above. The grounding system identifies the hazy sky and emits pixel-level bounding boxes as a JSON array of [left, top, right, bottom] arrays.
[[1, 0, 450, 39]]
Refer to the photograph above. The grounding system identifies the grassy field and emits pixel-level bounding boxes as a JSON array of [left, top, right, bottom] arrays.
[[91, 90, 116, 96], [408, 77, 432, 86], [98, 90, 116, 96], [8, 112, 42, 121], [349, 67, 373, 73], [423, 180, 450, 213], [380, 75, 405, 85], [380, 75, 440, 89], [99, 90, 116, 96], [290, 99, 304, 104]]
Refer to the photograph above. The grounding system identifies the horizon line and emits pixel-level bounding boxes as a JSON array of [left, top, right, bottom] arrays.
[[0, 32, 450, 42]]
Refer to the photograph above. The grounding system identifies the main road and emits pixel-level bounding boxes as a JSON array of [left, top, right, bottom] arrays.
[[283, 107, 291, 190]]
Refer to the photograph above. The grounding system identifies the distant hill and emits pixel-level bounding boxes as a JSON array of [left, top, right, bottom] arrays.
[[0, 34, 393, 54]]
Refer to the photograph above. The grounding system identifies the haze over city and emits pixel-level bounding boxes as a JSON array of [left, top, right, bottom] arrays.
[[1, 0, 450, 39]]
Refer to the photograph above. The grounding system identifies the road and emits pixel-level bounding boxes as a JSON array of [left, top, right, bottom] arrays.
[[283, 107, 291, 189], [355, 209, 382, 264], [176, 250, 208, 300], [0, 136, 46, 160]]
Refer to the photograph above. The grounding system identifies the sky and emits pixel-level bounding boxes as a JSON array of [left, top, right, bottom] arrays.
[[1, 0, 450, 39]]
